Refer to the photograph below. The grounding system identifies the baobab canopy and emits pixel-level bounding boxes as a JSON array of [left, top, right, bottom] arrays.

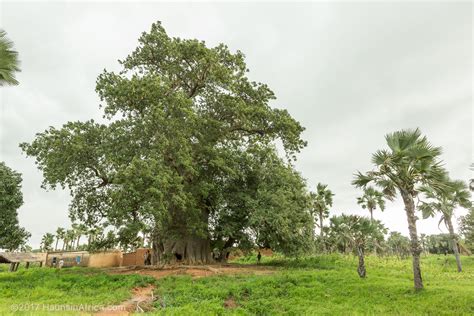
[[21, 21, 314, 263]]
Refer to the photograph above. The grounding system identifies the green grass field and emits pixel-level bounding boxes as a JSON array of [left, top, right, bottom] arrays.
[[1, 255, 473, 315], [152, 255, 474, 315], [0, 265, 156, 315]]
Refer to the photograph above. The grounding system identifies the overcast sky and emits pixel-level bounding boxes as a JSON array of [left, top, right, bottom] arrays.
[[0, 1, 472, 248]]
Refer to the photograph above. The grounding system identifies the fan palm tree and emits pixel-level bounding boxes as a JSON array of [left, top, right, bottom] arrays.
[[387, 231, 411, 259], [65, 229, 76, 251], [343, 215, 383, 278], [72, 223, 87, 249], [40, 233, 55, 251], [419, 179, 471, 272], [328, 215, 354, 253], [0, 30, 20, 86], [357, 187, 385, 221], [87, 226, 105, 251], [310, 183, 334, 250], [55, 227, 65, 251], [352, 128, 447, 290]]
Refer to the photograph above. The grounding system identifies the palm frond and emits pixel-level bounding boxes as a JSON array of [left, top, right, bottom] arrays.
[[419, 202, 436, 219], [352, 171, 374, 188], [371, 149, 391, 166], [0, 29, 20, 86]]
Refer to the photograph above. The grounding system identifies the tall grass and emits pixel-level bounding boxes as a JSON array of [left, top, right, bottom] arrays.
[[153, 255, 474, 315]]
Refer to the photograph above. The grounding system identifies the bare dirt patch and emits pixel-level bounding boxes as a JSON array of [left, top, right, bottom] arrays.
[[96, 284, 155, 315], [98, 264, 274, 314], [223, 296, 238, 309], [105, 263, 275, 280]]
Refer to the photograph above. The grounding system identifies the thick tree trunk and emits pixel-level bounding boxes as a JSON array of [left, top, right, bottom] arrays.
[[152, 232, 212, 265], [55, 240, 59, 251], [369, 208, 374, 222], [400, 190, 423, 290], [445, 216, 462, 272], [214, 237, 235, 263], [357, 246, 366, 278]]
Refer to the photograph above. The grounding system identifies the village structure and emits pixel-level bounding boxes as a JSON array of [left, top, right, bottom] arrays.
[[0, 248, 151, 271]]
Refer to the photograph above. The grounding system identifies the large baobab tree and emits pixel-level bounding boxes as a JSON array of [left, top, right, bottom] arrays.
[[21, 22, 313, 264], [353, 128, 447, 290]]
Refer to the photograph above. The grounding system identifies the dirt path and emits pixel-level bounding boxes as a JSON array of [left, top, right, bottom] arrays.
[[107, 263, 275, 279], [96, 285, 155, 315], [97, 264, 274, 315]]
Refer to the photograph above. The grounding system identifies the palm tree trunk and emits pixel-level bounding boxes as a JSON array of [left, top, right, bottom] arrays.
[[55, 239, 59, 251], [76, 236, 81, 250], [445, 216, 462, 272], [357, 245, 366, 278], [319, 212, 324, 239], [369, 208, 374, 222], [400, 190, 423, 290], [319, 211, 325, 251]]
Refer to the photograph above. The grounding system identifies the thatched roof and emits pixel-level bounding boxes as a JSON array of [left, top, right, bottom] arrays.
[[0, 252, 44, 263]]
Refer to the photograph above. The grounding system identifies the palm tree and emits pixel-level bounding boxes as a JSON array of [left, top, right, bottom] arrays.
[[40, 233, 55, 251], [353, 128, 447, 290], [357, 187, 385, 221], [55, 227, 65, 251], [328, 215, 354, 253], [387, 231, 410, 259], [0, 30, 20, 86], [419, 179, 471, 272], [65, 229, 76, 251], [342, 215, 383, 278], [87, 226, 104, 251], [72, 223, 87, 249], [310, 183, 334, 249]]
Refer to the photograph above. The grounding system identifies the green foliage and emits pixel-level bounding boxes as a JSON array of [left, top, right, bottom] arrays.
[[0, 30, 20, 86], [0, 162, 30, 251], [419, 178, 471, 225], [460, 207, 474, 252], [40, 233, 55, 251], [352, 128, 448, 288], [153, 255, 474, 315], [425, 234, 452, 255], [21, 21, 310, 257], [352, 128, 447, 197], [211, 147, 315, 256], [310, 183, 334, 220], [309, 183, 334, 249], [356, 187, 385, 220], [386, 232, 411, 258], [326, 215, 387, 254]]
